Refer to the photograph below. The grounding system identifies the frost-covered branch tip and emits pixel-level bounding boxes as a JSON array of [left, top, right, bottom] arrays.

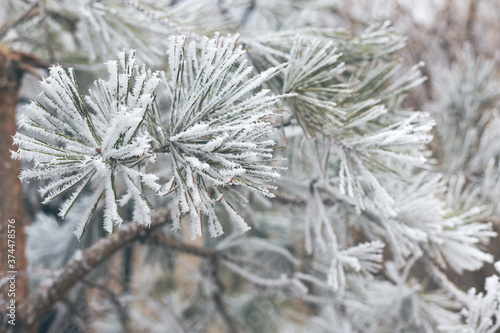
[[163, 34, 286, 239], [12, 50, 162, 239], [13, 34, 286, 241]]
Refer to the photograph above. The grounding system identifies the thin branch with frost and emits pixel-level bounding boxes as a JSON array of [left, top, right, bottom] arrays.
[[18, 208, 170, 327], [221, 260, 308, 295], [216, 236, 301, 266]]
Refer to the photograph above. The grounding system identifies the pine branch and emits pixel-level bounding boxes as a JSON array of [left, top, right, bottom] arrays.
[[13, 50, 163, 238], [163, 34, 285, 239]]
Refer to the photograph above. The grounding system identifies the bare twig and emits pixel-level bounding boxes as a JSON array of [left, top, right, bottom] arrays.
[[149, 233, 282, 278], [145, 297, 189, 333], [82, 280, 130, 333], [39, 0, 55, 64], [0, 0, 41, 40], [209, 258, 238, 333], [466, 0, 479, 52], [149, 233, 218, 259], [59, 297, 87, 331], [15, 49, 49, 69], [272, 190, 308, 206]]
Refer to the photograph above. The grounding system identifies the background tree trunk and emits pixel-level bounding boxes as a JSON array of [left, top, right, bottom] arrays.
[[0, 43, 29, 315]]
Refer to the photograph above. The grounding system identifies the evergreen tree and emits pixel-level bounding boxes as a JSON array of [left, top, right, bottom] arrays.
[[1, 0, 499, 332]]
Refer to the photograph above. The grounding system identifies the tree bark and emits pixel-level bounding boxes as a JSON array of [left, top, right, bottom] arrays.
[[0, 43, 29, 325], [0, 43, 47, 332]]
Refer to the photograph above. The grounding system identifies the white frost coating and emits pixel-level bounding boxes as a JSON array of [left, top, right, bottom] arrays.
[[495, 262, 500, 274], [188, 201, 202, 240], [58, 171, 96, 218], [222, 201, 251, 233], [202, 133, 228, 152], [440, 274, 500, 332], [103, 173, 123, 233], [124, 167, 162, 192], [169, 123, 210, 142], [184, 156, 210, 171], [16, 14, 500, 333], [162, 34, 284, 238], [73, 181, 106, 240], [341, 240, 385, 274], [15, 50, 161, 239], [126, 176, 152, 226]]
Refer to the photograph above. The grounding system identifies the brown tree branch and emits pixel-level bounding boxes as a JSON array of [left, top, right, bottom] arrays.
[[0, 0, 41, 40], [151, 232, 301, 292], [0, 43, 35, 327], [148, 233, 274, 272], [149, 233, 219, 259], [13, 192, 304, 330], [13, 203, 285, 330], [272, 190, 308, 206], [17, 208, 170, 329]]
